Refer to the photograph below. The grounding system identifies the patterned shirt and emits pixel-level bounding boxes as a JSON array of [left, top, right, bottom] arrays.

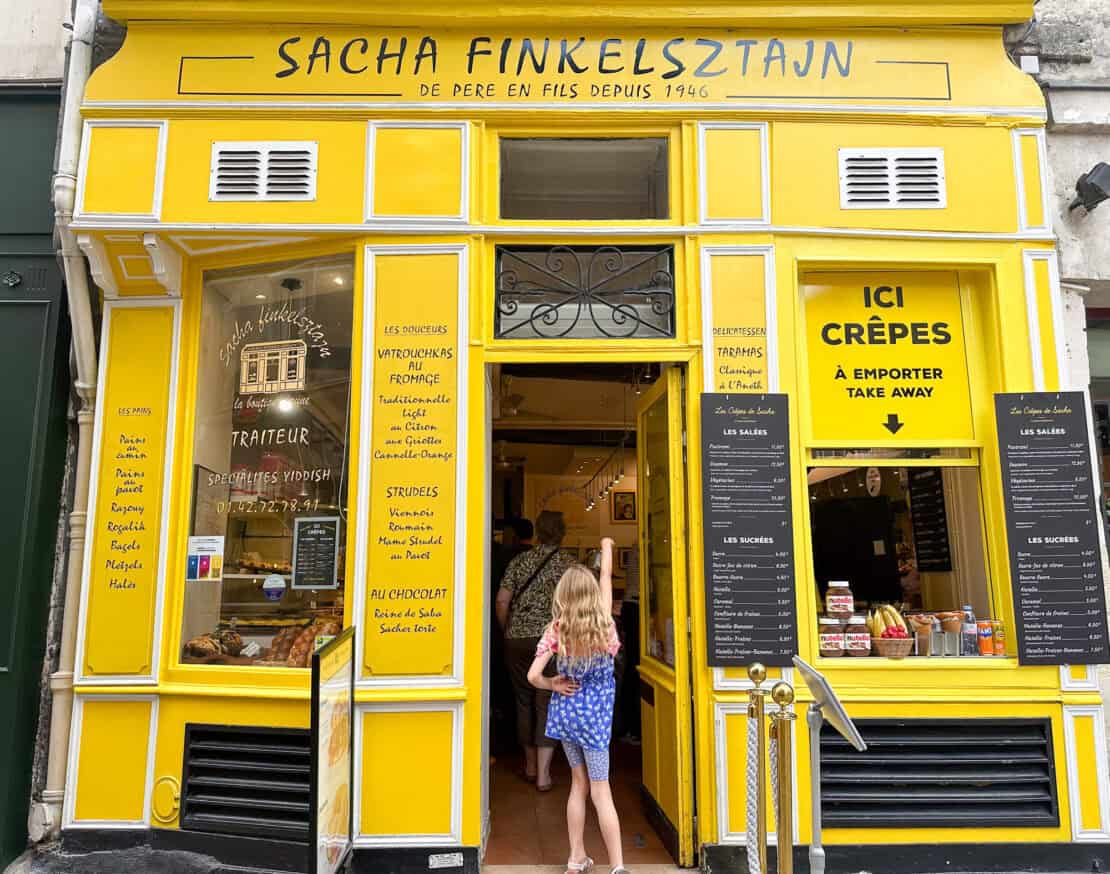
[[500, 545, 575, 639]]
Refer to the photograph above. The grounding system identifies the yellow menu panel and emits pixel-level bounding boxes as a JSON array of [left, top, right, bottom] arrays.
[[708, 252, 768, 391], [83, 305, 175, 677], [364, 252, 460, 678]]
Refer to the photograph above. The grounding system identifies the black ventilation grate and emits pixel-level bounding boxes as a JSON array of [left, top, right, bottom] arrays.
[[820, 718, 1058, 829], [181, 724, 311, 842]]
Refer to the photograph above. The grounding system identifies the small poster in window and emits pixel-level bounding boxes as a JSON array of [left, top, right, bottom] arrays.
[[186, 536, 225, 582], [293, 516, 341, 590]]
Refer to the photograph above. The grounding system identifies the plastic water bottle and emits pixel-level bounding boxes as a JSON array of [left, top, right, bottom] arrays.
[[961, 604, 979, 656]]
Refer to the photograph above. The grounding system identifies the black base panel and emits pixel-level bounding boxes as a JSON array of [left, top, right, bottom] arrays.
[[59, 828, 310, 873], [350, 846, 480, 874], [153, 828, 310, 872], [640, 784, 680, 864], [702, 842, 1110, 874]]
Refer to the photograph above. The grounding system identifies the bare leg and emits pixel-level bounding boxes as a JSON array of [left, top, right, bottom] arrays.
[[524, 744, 537, 779], [537, 745, 555, 788], [590, 780, 624, 870], [567, 764, 590, 867]]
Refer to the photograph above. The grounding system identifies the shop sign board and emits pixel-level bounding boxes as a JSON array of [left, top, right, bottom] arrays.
[[803, 271, 973, 444], [88, 26, 1038, 112], [293, 516, 341, 590], [700, 393, 797, 667], [310, 627, 354, 874], [995, 393, 1110, 665]]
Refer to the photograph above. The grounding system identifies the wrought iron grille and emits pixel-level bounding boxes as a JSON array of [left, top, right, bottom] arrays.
[[495, 245, 675, 340]]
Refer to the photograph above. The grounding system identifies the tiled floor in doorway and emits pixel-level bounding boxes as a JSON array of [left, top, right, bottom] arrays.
[[483, 742, 675, 868]]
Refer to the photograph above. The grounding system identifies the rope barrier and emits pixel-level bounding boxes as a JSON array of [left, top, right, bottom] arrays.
[[745, 708, 762, 874]]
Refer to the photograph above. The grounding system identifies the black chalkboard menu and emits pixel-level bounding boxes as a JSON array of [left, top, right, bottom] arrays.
[[293, 516, 341, 590], [995, 392, 1110, 665], [700, 393, 797, 667], [907, 467, 953, 572]]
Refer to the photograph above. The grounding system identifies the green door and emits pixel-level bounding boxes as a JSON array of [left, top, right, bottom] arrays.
[[0, 255, 69, 865]]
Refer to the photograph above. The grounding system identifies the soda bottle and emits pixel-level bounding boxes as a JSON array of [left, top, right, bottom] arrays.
[[961, 605, 979, 656]]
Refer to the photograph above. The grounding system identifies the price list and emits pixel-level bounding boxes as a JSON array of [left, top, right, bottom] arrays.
[[995, 392, 1110, 666], [700, 394, 797, 667]]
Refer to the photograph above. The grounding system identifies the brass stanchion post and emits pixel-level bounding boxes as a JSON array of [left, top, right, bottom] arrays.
[[770, 682, 796, 874], [747, 663, 769, 874]]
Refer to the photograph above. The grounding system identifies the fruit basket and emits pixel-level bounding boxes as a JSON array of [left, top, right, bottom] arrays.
[[872, 636, 914, 659]]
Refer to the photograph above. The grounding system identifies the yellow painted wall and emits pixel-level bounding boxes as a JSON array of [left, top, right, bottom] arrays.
[[80, 124, 161, 217], [73, 698, 153, 823], [68, 4, 1103, 858]]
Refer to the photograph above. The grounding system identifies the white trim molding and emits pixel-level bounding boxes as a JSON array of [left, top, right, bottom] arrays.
[[167, 233, 316, 256], [355, 245, 469, 690], [1021, 249, 1065, 391], [365, 121, 470, 224], [714, 665, 794, 693], [714, 700, 798, 844], [142, 233, 183, 296], [74, 120, 168, 223], [73, 298, 182, 686], [352, 700, 464, 846], [76, 233, 119, 298], [70, 217, 1058, 244], [1063, 705, 1110, 841], [697, 122, 771, 226], [699, 245, 779, 398], [1012, 128, 1052, 234], [83, 98, 1048, 121], [62, 694, 159, 830], [1061, 665, 1101, 692]]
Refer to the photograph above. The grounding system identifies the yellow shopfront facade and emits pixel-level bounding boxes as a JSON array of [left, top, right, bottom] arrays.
[[60, 0, 1110, 870]]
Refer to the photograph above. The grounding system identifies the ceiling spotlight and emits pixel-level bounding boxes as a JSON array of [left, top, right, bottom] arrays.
[[1069, 162, 1110, 214], [277, 397, 295, 413], [333, 275, 345, 286], [254, 293, 267, 300]]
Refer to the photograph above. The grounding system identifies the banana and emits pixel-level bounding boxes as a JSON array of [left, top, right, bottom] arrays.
[[883, 604, 906, 630], [874, 609, 888, 635]]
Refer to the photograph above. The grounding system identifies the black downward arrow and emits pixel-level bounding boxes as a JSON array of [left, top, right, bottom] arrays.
[[883, 413, 904, 434]]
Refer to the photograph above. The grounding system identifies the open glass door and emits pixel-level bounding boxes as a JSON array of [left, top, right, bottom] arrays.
[[635, 367, 695, 865]]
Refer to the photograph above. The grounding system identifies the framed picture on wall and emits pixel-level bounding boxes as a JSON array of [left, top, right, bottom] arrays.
[[618, 547, 636, 569], [611, 491, 636, 524]]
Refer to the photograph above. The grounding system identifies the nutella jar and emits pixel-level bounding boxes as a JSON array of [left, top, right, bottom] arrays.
[[818, 617, 845, 657], [844, 615, 871, 657], [825, 580, 854, 619]]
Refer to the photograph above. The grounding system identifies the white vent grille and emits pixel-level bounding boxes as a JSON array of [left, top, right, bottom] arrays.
[[838, 148, 946, 209], [209, 141, 318, 202]]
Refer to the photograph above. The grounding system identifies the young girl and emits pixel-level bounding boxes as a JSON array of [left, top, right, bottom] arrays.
[[527, 537, 630, 874]]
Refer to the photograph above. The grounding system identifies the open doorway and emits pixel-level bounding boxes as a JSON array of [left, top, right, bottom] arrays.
[[483, 362, 678, 868]]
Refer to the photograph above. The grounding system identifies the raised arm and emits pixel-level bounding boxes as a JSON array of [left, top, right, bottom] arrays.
[[598, 537, 615, 616]]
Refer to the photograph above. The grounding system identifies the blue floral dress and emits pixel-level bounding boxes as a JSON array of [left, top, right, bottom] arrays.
[[537, 621, 621, 751]]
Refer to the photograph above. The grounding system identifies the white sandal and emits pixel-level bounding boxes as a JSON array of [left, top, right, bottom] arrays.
[[611, 867, 632, 874], [566, 857, 593, 874]]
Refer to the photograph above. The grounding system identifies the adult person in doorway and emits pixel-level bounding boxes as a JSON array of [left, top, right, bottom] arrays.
[[496, 510, 574, 791], [489, 518, 534, 755]]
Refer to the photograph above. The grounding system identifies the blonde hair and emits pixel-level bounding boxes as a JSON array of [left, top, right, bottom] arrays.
[[550, 564, 609, 661]]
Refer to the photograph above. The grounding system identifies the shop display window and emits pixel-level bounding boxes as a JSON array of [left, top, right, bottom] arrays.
[[808, 461, 1000, 659], [499, 137, 669, 220], [180, 254, 354, 668]]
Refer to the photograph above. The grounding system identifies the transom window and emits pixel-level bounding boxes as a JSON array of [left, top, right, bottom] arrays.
[[499, 137, 669, 220], [495, 245, 675, 340]]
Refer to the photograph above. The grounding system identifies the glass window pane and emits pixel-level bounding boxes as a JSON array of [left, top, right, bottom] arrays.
[[500, 138, 669, 220], [809, 447, 972, 461], [182, 254, 354, 668], [641, 393, 675, 667], [808, 463, 995, 652]]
